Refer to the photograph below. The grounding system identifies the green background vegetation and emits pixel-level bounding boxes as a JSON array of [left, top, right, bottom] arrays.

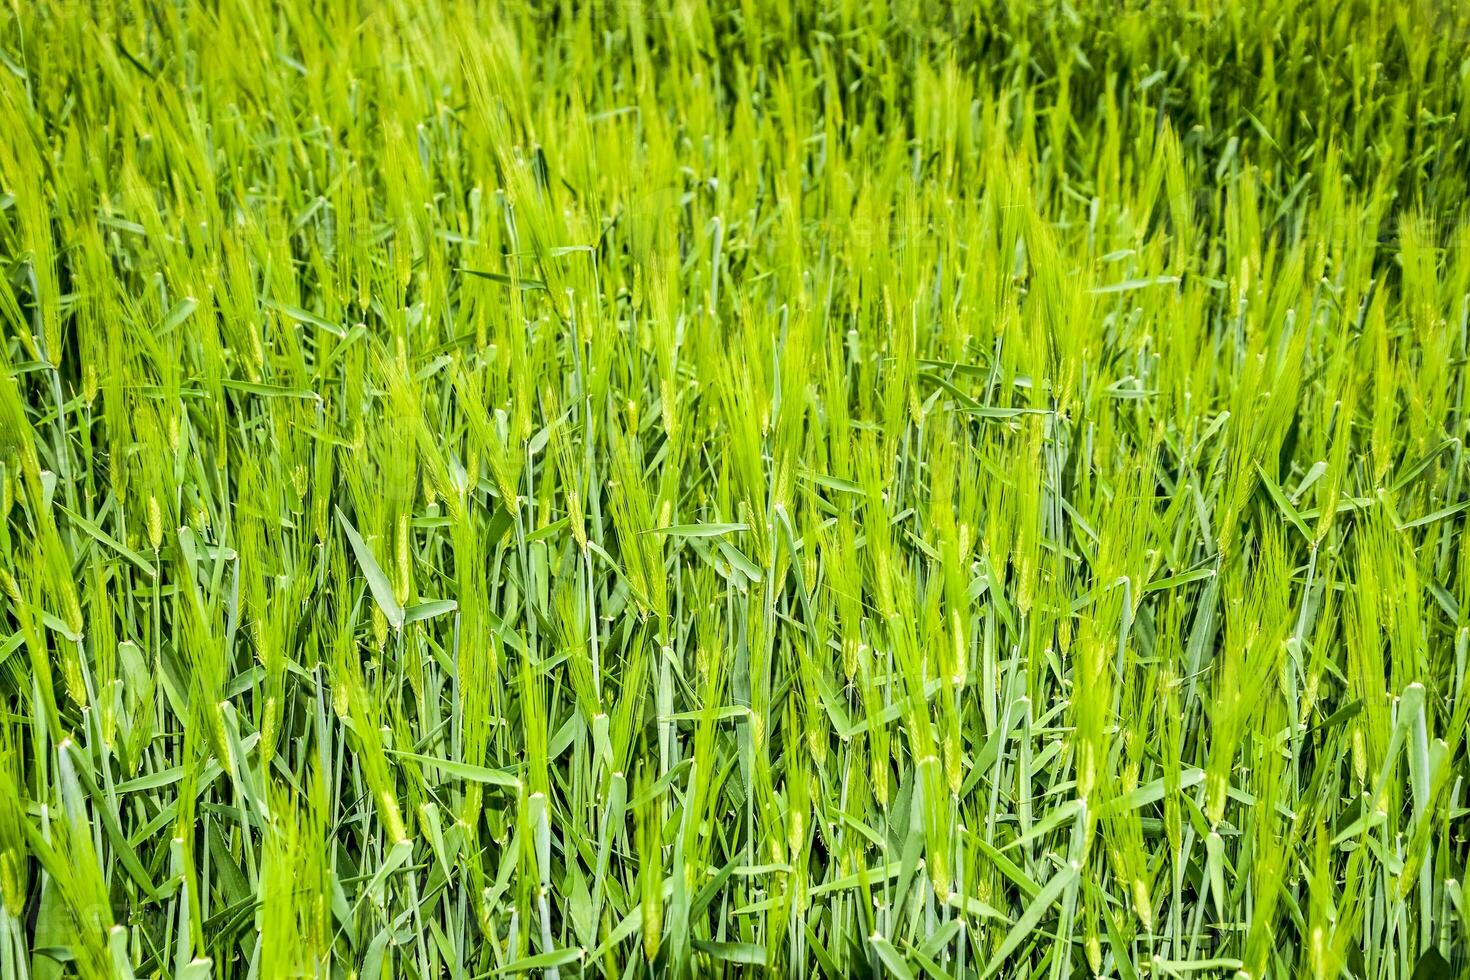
[[0, 0, 1468, 976]]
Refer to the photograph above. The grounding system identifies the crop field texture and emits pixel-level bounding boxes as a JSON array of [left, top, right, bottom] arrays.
[[1, 0, 1469, 977]]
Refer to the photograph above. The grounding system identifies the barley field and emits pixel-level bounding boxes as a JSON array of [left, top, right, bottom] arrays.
[[0, 1, 1468, 977]]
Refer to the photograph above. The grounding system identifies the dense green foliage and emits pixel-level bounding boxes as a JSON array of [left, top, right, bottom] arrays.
[[1, 0, 1469, 976]]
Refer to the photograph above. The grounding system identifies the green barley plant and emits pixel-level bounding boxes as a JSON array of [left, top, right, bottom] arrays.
[[1, 0, 1469, 976]]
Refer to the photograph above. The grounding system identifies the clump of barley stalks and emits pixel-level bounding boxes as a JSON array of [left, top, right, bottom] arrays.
[[0, 0, 1468, 977]]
